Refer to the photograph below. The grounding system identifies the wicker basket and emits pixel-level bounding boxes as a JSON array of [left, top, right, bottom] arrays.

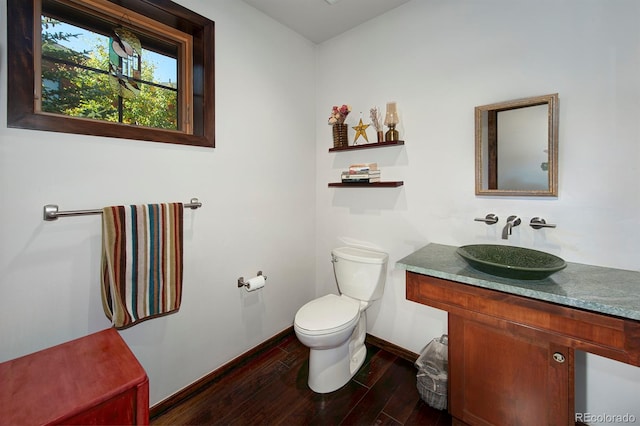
[[416, 364, 447, 410], [415, 335, 448, 410]]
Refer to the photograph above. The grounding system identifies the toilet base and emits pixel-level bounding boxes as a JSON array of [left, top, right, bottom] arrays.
[[350, 344, 366, 375], [308, 340, 367, 393], [307, 314, 368, 394]]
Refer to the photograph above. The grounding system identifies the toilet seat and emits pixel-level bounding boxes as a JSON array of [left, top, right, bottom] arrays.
[[294, 294, 359, 336]]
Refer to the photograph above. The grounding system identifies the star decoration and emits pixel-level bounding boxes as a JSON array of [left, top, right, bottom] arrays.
[[352, 118, 370, 143]]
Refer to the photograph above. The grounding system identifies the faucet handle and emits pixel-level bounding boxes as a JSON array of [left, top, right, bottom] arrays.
[[507, 215, 521, 226], [530, 217, 556, 229], [474, 214, 499, 225]]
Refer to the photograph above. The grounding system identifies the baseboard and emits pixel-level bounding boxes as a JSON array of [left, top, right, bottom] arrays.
[[149, 328, 416, 419], [365, 334, 419, 362], [149, 326, 293, 419]]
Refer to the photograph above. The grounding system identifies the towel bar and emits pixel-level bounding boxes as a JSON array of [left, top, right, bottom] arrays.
[[43, 198, 202, 221]]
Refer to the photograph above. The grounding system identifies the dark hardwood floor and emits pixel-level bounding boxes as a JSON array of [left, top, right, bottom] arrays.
[[151, 333, 452, 425]]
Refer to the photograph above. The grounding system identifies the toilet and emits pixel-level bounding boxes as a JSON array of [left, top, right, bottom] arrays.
[[294, 246, 388, 393]]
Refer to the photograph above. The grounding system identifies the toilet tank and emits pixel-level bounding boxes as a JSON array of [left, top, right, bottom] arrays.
[[332, 246, 388, 302]]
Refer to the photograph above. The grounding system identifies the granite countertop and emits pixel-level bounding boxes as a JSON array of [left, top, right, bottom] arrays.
[[396, 243, 640, 321]]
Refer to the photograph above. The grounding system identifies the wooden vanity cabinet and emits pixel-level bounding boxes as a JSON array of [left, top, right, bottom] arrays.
[[406, 272, 640, 426], [449, 313, 572, 425]]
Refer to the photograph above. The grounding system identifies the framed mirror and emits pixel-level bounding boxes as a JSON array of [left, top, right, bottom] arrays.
[[475, 93, 558, 196]]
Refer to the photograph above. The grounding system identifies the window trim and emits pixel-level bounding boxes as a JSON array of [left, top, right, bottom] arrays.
[[8, 0, 215, 148]]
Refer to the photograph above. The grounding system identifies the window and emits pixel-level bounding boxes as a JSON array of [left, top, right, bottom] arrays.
[[8, 0, 215, 148]]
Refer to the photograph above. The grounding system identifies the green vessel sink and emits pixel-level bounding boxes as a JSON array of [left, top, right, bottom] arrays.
[[456, 244, 566, 280]]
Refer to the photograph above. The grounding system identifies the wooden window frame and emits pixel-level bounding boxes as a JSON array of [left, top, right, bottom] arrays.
[[7, 0, 215, 148]]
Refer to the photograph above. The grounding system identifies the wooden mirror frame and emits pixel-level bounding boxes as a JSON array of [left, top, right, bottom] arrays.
[[475, 94, 559, 197]]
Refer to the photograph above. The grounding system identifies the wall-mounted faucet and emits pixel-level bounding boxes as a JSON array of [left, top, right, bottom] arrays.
[[502, 215, 521, 239]]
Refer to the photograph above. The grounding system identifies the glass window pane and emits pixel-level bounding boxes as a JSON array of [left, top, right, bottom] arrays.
[[122, 84, 178, 130], [41, 16, 179, 130]]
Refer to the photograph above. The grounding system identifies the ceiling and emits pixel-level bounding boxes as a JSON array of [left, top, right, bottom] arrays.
[[240, 0, 411, 44]]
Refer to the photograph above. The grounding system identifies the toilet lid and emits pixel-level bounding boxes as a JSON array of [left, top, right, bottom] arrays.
[[295, 294, 359, 334]]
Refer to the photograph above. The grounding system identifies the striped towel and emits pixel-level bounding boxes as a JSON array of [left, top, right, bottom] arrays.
[[101, 203, 184, 329]]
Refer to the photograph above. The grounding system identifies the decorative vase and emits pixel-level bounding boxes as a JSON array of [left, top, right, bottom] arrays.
[[385, 124, 399, 142], [377, 131, 384, 143], [332, 123, 348, 148]]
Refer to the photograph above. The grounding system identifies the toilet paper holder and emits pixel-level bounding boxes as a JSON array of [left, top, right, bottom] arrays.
[[238, 271, 267, 288]]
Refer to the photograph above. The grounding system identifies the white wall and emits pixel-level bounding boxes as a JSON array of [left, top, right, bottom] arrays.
[[0, 0, 317, 405], [2, 0, 639, 420], [315, 0, 640, 423]]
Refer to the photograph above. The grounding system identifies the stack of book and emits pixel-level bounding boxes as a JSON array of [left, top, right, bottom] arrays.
[[341, 163, 381, 183]]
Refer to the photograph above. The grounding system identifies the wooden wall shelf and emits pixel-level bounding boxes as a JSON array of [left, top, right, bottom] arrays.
[[328, 140, 404, 152], [328, 140, 405, 187], [328, 181, 404, 187]]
